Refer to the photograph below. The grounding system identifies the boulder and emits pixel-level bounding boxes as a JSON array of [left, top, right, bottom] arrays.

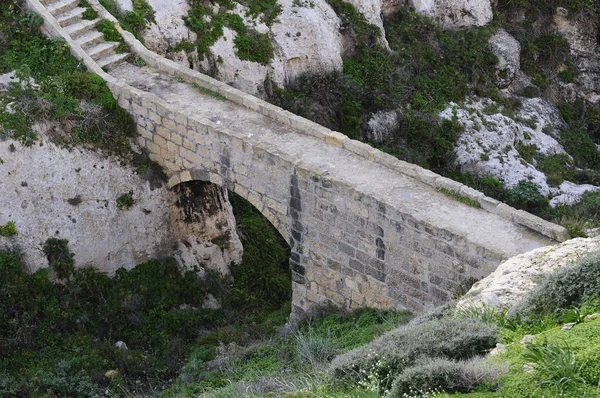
[[457, 236, 600, 311], [142, 0, 197, 55], [489, 29, 520, 88]]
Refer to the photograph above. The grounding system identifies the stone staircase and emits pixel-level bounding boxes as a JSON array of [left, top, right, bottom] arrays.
[[43, 0, 129, 70]]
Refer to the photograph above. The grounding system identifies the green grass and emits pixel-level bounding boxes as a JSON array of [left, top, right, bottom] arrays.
[[162, 308, 413, 396], [436, 187, 482, 209]]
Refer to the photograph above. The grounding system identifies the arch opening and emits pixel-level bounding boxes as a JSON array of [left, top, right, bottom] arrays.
[[228, 190, 292, 314], [170, 179, 292, 314]]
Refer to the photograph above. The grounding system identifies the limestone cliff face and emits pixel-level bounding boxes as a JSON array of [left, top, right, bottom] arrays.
[[554, 7, 600, 104], [0, 125, 242, 275], [171, 181, 243, 275], [122, 0, 344, 94]]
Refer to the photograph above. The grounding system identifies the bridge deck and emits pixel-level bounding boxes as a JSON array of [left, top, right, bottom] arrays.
[[112, 63, 555, 259]]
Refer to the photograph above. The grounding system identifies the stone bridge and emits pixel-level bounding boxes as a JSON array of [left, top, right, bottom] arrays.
[[30, 0, 567, 316]]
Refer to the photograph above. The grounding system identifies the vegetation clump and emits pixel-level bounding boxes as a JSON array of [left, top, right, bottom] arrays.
[[0, 221, 17, 237], [512, 252, 600, 322], [79, 0, 98, 20], [97, 19, 129, 53], [99, 0, 155, 40], [329, 316, 499, 390], [181, 0, 276, 66], [116, 191, 135, 209], [43, 238, 75, 280]]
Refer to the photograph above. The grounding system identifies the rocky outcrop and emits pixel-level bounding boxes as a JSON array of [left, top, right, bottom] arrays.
[[141, 0, 196, 56], [410, 0, 493, 29], [270, 0, 345, 87], [171, 181, 243, 275], [442, 97, 600, 205], [457, 237, 600, 311], [344, 0, 390, 48], [131, 0, 344, 94]]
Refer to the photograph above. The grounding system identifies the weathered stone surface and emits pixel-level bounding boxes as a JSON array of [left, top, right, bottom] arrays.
[[489, 29, 520, 87], [171, 181, 243, 275], [554, 9, 600, 104], [137, 0, 196, 55], [410, 0, 493, 29], [0, 127, 175, 274], [458, 237, 600, 311]]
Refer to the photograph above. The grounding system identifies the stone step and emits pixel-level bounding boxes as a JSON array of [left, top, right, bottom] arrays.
[[76, 30, 105, 49], [56, 6, 86, 27], [64, 18, 101, 39], [47, 0, 80, 16], [88, 41, 120, 60], [97, 53, 130, 70]]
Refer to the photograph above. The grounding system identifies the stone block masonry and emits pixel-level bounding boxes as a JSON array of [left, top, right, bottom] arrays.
[[111, 77, 556, 317]]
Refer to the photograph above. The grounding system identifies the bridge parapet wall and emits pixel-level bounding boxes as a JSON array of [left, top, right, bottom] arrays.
[[112, 80, 512, 315]]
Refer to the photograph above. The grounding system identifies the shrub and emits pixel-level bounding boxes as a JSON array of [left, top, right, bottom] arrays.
[[328, 316, 498, 389], [537, 154, 574, 187], [506, 180, 549, 215], [27, 359, 95, 397], [43, 238, 75, 280], [233, 29, 274, 65], [388, 356, 506, 396], [513, 252, 600, 321], [97, 19, 122, 42], [557, 126, 600, 169], [552, 191, 600, 233], [521, 86, 540, 98]]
